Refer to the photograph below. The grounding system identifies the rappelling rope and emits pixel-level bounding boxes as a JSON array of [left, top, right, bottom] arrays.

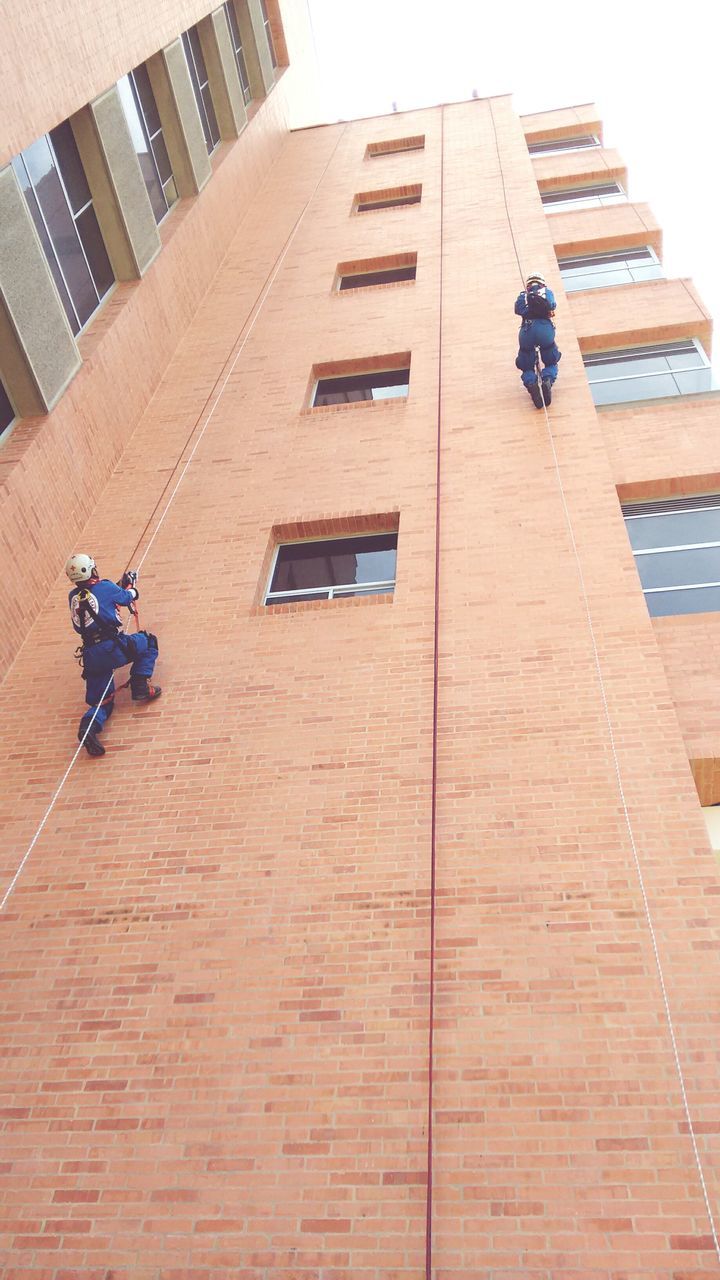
[[0, 124, 348, 915], [489, 98, 720, 1261]]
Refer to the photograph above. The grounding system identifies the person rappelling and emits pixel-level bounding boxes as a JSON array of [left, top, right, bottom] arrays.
[[65, 553, 161, 757], [515, 271, 562, 409]]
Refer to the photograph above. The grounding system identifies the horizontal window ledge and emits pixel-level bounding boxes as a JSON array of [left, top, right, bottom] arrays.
[[250, 592, 394, 618], [596, 387, 720, 413], [300, 396, 409, 417]]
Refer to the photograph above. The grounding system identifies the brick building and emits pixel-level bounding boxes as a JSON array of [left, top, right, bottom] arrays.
[[2, 2, 720, 1277]]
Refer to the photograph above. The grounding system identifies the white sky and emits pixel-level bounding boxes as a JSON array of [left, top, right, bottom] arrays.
[[304, 0, 720, 366]]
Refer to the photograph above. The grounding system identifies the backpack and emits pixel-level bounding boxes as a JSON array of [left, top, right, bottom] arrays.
[[525, 286, 553, 320]]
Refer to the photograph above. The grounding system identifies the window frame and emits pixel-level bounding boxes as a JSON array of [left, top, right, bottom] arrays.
[[528, 133, 600, 157], [559, 245, 663, 292], [258, 0, 278, 68], [366, 135, 425, 159], [12, 127, 114, 337], [336, 254, 417, 292], [584, 338, 712, 405], [264, 531, 398, 606], [623, 495, 720, 616], [354, 185, 422, 214], [541, 181, 626, 213], [182, 27, 221, 155], [0, 377, 17, 439], [223, 0, 252, 106], [119, 69, 178, 224], [310, 363, 411, 408]]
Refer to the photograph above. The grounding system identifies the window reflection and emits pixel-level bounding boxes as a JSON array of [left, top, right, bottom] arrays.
[[266, 534, 398, 605], [623, 496, 720, 617], [585, 341, 712, 406]]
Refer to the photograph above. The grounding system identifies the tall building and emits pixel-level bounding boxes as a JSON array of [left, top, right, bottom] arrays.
[[2, 4, 720, 1277]]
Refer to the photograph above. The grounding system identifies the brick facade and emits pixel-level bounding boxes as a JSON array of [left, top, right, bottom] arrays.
[[1, 51, 720, 1280]]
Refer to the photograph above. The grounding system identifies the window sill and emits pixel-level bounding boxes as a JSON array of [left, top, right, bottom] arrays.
[[301, 396, 409, 418], [251, 592, 394, 618]]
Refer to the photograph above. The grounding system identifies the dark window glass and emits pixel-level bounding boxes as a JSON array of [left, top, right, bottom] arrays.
[[0, 379, 15, 436], [259, 0, 278, 67], [12, 155, 77, 331], [14, 126, 114, 334], [528, 134, 598, 155], [357, 192, 421, 212], [339, 265, 416, 290], [584, 341, 711, 406], [117, 73, 167, 224], [645, 585, 720, 617], [626, 507, 720, 552], [224, 1, 252, 104], [623, 496, 720, 618], [313, 366, 410, 406], [49, 122, 91, 213], [542, 182, 623, 205], [132, 63, 161, 136], [182, 28, 220, 153], [266, 533, 398, 604]]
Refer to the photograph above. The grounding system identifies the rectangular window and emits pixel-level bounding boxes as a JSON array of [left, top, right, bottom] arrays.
[[258, 0, 278, 67], [313, 364, 410, 407], [355, 184, 422, 213], [528, 134, 600, 156], [559, 246, 664, 292], [12, 123, 114, 337], [224, 1, 252, 105], [118, 69, 178, 224], [623, 495, 720, 617], [0, 377, 16, 437], [541, 182, 626, 213], [337, 252, 417, 291], [182, 27, 220, 154], [366, 135, 425, 158], [584, 339, 713, 406], [265, 532, 398, 605]]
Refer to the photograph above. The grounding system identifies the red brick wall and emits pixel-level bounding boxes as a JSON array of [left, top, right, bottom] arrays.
[[1, 96, 720, 1279]]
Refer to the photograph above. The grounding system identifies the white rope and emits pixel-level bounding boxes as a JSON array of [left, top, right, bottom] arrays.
[[1, 129, 346, 914], [536, 375, 720, 1260]]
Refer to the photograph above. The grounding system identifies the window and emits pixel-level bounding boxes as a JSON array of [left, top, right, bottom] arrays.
[[584, 339, 713, 406], [366, 135, 425, 158], [118, 68, 178, 224], [265, 532, 398, 605], [355, 185, 422, 213], [559, 246, 664, 292], [623, 494, 720, 617], [541, 182, 626, 213], [312, 362, 411, 407], [0, 378, 16, 438], [258, 0, 278, 67], [223, 1, 252, 105], [182, 27, 220, 153], [528, 134, 600, 156], [337, 253, 417, 291], [12, 122, 114, 336]]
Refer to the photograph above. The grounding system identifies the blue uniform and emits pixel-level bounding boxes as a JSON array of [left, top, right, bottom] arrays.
[[514, 287, 561, 388], [69, 578, 157, 736]]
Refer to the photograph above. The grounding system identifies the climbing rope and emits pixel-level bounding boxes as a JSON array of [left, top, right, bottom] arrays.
[[489, 97, 720, 1262], [0, 123, 348, 915]]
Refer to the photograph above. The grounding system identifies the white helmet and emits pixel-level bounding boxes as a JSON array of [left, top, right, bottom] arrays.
[[65, 553, 97, 583], [526, 271, 546, 287]]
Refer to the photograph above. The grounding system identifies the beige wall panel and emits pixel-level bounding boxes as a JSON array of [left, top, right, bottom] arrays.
[[0, 165, 80, 414], [198, 9, 248, 138], [72, 88, 160, 280], [147, 38, 212, 197]]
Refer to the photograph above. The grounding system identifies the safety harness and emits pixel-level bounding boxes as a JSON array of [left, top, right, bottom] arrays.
[[74, 585, 139, 705]]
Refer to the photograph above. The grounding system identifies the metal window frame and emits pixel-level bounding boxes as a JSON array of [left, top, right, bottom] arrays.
[[559, 245, 662, 291], [223, 1, 252, 105], [528, 133, 600, 157], [541, 182, 626, 213], [584, 339, 710, 391], [263, 532, 398, 605], [337, 264, 417, 291], [182, 28, 220, 154], [623, 494, 720, 606], [127, 68, 174, 221], [258, 0, 278, 67], [310, 366, 411, 407]]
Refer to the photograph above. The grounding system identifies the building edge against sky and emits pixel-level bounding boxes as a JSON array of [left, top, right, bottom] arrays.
[[2, 1, 720, 1276]]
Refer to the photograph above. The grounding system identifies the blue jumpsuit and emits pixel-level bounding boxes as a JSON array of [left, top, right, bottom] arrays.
[[514, 287, 561, 388], [69, 579, 157, 736]]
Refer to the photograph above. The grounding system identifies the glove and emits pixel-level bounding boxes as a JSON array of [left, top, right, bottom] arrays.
[[120, 570, 138, 589]]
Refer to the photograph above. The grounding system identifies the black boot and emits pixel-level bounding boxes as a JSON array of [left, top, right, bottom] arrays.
[[79, 721, 105, 757], [541, 378, 553, 406], [131, 676, 162, 703], [526, 381, 544, 410]]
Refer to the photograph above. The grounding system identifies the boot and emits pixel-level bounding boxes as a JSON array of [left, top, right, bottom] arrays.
[[131, 675, 162, 703], [526, 381, 544, 410], [541, 378, 553, 406], [79, 721, 105, 757]]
